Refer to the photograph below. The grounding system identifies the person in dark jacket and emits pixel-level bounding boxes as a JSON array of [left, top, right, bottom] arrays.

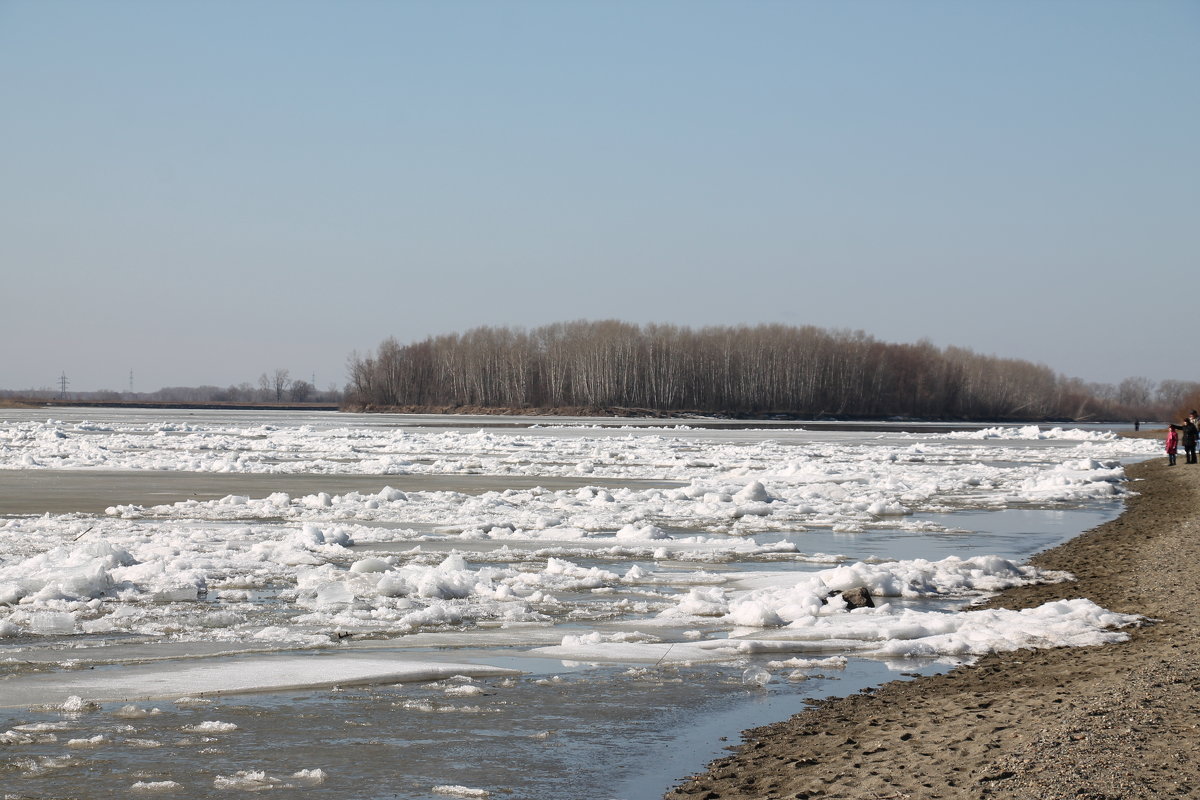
[[1181, 415, 1199, 464]]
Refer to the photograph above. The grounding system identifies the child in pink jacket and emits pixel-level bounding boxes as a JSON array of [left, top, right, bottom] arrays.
[[1166, 424, 1179, 466]]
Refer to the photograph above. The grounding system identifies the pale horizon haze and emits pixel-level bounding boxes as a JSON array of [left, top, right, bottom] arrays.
[[2, 1, 1196, 393]]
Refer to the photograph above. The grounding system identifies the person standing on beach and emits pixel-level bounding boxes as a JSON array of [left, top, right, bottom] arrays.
[[1181, 416, 1199, 464], [1166, 424, 1179, 466]]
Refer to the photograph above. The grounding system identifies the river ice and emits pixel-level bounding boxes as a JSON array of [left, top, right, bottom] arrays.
[[0, 409, 1158, 798]]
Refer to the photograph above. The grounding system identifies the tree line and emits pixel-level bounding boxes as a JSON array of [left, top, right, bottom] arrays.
[[346, 320, 1192, 421]]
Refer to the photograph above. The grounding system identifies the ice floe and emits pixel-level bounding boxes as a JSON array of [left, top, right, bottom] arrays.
[[0, 413, 1157, 701]]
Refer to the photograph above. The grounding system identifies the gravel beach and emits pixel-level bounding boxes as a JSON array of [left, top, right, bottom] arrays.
[[667, 453, 1199, 800]]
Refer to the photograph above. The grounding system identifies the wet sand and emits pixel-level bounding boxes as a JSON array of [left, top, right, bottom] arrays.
[[667, 454, 1200, 800], [0, 470, 680, 515]]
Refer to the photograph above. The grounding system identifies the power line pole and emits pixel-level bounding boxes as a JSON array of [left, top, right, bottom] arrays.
[[59, 371, 68, 399], [129, 369, 134, 394]]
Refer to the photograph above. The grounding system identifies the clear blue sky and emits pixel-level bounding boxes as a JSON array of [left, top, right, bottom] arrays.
[[2, 0, 1196, 393]]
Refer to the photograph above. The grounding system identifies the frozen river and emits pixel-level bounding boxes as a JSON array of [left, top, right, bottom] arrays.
[[0, 409, 1156, 798]]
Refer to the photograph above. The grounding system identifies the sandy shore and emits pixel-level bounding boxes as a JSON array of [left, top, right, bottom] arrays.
[[667, 454, 1200, 800]]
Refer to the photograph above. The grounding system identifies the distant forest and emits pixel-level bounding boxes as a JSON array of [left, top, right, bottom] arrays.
[[2, 370, 344, 406], [347, 321, 1192, 421]]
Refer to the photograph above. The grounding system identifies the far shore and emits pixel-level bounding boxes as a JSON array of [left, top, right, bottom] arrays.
[[3, 397, 1146, 427], [666, 452, 1196, 800], [5, 399, 340, 411]]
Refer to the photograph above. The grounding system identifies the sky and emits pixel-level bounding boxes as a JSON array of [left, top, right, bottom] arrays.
[[2, 0, 1196, 394]]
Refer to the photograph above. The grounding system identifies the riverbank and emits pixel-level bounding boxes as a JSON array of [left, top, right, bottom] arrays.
[[30, 399, 340, 411], [667, 454, 1198, 800], [345, 403, 1132, 426]]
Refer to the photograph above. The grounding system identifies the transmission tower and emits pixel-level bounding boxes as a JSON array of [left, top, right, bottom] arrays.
[[59, 371, 68, 399]]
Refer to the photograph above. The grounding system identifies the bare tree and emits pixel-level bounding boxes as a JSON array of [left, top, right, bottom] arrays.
[[290, 380, 314, 403], [271, 369, 291, 401], [1118, 376, 1154, 410]]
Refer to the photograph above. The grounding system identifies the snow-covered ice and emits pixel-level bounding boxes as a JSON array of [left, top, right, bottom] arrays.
[[0, 410, 1155, 799], [0, 417, 1152, 671], [0, 656, 519, 707], [0, 412, 1153, 666]]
